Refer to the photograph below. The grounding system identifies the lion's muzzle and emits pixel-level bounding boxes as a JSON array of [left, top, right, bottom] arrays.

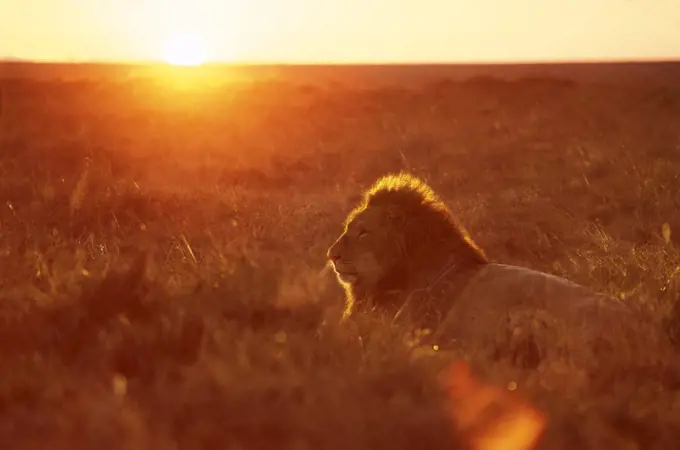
[[327, 236, 358, 283], [327, 234, 346, 263]]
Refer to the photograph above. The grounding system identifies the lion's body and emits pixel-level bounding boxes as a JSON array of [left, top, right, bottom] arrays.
[[326, 173, 666, 370], [443, 262, 630, 337], [430, 263, 639, 365]]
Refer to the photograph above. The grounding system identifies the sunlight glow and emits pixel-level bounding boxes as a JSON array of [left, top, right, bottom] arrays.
[[163, 33, 208, 66]]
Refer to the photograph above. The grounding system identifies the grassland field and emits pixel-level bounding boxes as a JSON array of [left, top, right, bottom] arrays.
[[1, 66, 680, 449]]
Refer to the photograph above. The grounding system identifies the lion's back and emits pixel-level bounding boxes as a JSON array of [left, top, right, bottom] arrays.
[[441, 263, 632, 342]]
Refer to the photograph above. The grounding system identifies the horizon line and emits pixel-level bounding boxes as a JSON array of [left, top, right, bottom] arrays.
[[2, 57, 680, 66]]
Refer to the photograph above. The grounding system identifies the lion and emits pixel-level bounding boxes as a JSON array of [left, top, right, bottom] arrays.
[[326, 172, 667, 370]]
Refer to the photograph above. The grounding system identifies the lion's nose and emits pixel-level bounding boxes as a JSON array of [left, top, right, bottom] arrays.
[[327, 244, 340, 262]]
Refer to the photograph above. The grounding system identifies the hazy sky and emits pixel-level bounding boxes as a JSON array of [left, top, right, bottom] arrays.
[[1, 0, 679, 63]]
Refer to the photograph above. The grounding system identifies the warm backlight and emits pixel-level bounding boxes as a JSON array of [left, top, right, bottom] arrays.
[[163, 32, 208, 66]]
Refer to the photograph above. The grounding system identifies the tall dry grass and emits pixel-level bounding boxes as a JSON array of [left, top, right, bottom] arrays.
[[1, 74, 679, 449]]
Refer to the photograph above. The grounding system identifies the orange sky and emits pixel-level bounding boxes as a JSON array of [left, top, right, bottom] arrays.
[[2, 0, 679, 63]]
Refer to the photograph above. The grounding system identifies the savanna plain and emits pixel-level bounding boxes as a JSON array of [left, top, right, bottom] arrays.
[[1, 66, 680, 449]]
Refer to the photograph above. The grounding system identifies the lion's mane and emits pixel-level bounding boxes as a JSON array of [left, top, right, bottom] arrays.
[[336, 172, 488, 318]]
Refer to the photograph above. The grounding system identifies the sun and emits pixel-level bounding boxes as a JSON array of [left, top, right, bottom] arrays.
[[163, 32, 208, 66]]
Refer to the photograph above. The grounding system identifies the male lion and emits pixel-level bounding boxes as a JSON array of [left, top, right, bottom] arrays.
[[327, 172, 651, 369]]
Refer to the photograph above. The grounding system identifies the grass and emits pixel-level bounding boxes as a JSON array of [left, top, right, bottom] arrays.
[[1, 72, 680, 449]]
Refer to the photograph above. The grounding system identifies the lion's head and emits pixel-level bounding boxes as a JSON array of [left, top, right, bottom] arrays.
[[327, 173, 488, 315]]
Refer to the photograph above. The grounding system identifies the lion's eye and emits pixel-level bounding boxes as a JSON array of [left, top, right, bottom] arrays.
[[358, 229, 370, 238]]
